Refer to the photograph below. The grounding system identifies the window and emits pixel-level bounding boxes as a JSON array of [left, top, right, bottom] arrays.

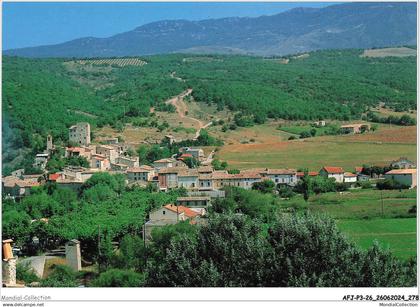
[[162, 210, 165, 215], [275, 179, 279, 183]]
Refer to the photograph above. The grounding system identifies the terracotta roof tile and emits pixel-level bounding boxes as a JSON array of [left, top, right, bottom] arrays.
[[163, 204, 200, 218], [385, 169, 417, 175]]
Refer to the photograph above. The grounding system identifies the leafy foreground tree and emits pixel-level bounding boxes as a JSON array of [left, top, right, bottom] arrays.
[[145, 214, 416, 287]]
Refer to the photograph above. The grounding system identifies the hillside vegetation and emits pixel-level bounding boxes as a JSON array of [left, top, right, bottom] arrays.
[[2, 49, 416, 173]]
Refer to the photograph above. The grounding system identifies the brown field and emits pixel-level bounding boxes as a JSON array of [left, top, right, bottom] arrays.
[[216, 124, 416, 171], [361, 47, 416, 58], [208, 121, 293, 145], [370, 105, 417, 119]]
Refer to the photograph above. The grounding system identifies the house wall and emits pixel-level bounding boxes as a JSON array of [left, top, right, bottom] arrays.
[[199, 179, 213, 189], [69, 123, 91, 146], [116, 156, 139, 168], [385, 173, 416, 188], [158, 173, 178, 188], [153, 162, 172, 170], [127, 171, 153, 182], [149, 208, 183, 223], [344, 176, 357, 183], [320, 169, 344, 183], [266, 174, 297, 186], [96, 146, 117, 164], [178, 176, 199, 189]]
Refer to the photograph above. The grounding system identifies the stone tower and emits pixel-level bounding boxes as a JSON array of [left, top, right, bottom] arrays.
[[46, 134, 53, 151], [65, 239, 82, 271]]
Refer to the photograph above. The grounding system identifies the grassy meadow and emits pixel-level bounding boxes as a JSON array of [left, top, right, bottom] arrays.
[[337, 218, 416, 260], [280, 188, 417, 259]]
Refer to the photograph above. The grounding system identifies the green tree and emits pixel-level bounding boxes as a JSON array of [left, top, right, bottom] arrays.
[[40, 265, 78, 287], [92, 269, 145, 287], [252, 180, 275, 194]]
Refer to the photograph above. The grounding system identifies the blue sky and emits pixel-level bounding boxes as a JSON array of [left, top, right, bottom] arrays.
[[3, 2, 337, 50]]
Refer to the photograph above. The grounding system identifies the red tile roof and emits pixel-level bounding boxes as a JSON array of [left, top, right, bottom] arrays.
[[296, 171, 319, 177], [322, 166, 344, 174], [344, 172, 357, 177], [385, 169, 417, 175], [164, 204, 200, 218], [49, 173, 61, 181], [355, 167, 363, 173]]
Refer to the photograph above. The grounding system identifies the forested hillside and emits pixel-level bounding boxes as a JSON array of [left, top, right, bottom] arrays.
[[2, 48, 416, 173]]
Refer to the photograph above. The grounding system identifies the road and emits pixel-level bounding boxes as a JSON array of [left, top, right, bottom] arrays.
[[166, 88, 216, 140]]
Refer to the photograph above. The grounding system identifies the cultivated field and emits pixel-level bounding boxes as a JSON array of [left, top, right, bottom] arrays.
[[281, 189, 416, 259], [216, 125, 416, 170], [337, 218, 416, 259], [361, 47, 416, 58], [73, 58, 147, 67]]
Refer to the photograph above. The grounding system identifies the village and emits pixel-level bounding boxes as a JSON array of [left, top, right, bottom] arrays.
[[2, 122, 417, 204], [1, 121, 417, 287]]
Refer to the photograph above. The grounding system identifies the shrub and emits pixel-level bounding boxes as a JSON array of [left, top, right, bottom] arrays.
[[40, 265, 78, 287], [377, 179, 410, 190], [252, 180, 276, 194], [16, 262, 40, 284], [277, 185, 295, 198], [92, 269, 145, 287]]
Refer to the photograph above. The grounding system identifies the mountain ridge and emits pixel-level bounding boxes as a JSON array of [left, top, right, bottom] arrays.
[[4, 2, 417, 58]]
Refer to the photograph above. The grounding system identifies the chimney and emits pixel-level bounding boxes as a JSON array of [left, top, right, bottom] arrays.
[[65, 239, 82, 271], [2, 239, 16, 286]]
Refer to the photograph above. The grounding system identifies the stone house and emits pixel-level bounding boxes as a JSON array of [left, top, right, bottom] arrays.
[[143, 204, 200, 240], [127, 166, 155, 183], [69, 122, 91, 146], [259, 168, 298, 186], [319, 166, 345, 183], [177, 169, 199, 189], [179, 147, 205, 160], [2, 176, 40, 199], [153, 158, 176, 170], [296, 171, 319, 180], [90, 154, 110, 170], [384, 169, 417, 188], [340, 123, 370, 134], [176, 196, 211, 208], [65, 146, 92, 160], [96, 145, 118, 164], [390, 157, 416, 169], [115, 156, 139, 168]]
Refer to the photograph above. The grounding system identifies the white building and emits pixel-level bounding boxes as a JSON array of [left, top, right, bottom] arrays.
[[343, 172, 357, 183], [259, 169, 297, 186], [319, 166, 344, 183]]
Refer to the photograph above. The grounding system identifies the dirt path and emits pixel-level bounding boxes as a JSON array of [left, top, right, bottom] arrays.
[[68, 109, 98, 118], [166, 88, 215, 140]]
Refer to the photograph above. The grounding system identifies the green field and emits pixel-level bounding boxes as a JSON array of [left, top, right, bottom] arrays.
[[278, 124, 332, 136], [337, 218, 417, 259], [280, 188, 417, 259]]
